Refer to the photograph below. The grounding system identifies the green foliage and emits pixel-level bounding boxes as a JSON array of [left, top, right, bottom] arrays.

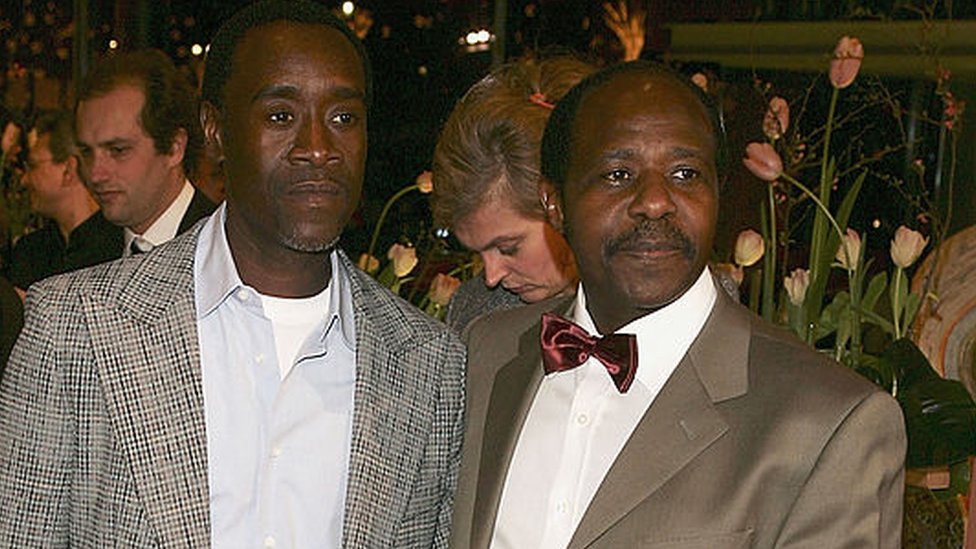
[[882, 339, 976, 468]]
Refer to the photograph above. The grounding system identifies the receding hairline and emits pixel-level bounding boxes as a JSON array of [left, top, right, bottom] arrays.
[[574, 70, 715, 142], [224, 21, 367, 104]]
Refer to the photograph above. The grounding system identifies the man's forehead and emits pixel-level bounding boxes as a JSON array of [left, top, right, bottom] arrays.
[[580, 72, 703, 121], [233, 21, 361, 72]]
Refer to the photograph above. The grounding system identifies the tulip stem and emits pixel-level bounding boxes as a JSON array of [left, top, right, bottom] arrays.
[[891, 266, 904, 339], [366, 184, 420, 262], [806, 86, 840, 341], [761, 183, 777, 321]]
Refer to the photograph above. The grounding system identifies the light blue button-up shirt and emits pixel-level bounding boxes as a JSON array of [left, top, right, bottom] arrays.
[[194, 204, 357, 548]]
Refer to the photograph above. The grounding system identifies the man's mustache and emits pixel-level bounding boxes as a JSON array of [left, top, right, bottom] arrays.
[[605, 219, 695, 261]]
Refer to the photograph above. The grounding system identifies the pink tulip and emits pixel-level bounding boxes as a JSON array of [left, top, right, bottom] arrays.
[[415, 170, 433, 194], [428, 273, 461, 306], [713, 262, 744, 287], [830, 36, 863, 89], [357, 253, 380, 274], [742, 142, 783, 182], [784, 268, 810, 306], [890, 226, 928, 269], [387, 243, 418, 277], [763, 96, 790, 140], [834, 228, 861, 271], [734, 229, 764, 267]]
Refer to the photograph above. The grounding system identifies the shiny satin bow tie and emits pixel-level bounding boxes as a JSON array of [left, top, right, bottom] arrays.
[[539, 312, 638, 393]]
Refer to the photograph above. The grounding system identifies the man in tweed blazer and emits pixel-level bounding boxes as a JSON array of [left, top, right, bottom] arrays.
[[0, 2, 465, 547]]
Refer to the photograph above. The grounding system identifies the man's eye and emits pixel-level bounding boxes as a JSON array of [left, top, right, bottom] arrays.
[[330, 112, 357, 126], [602, 168, 632, 185], [268, 111, 294, 125], [498, 246, 519, 257], [672, 167, 700, 183], [109, 146, 129, 157]]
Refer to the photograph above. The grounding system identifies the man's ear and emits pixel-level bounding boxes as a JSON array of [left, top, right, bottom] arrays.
[[62, 155, 80, 187], [166, 128, 188, 169], [200, 101, 224, 164], [539, 177, 564, 233]]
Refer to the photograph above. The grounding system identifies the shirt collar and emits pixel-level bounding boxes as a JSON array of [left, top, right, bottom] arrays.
[[124, 179, 194, 249], [194, 202, 355, 349], [572, 267, 717, 388]]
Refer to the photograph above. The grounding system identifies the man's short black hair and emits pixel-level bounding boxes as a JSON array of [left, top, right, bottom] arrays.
[[31, 110, 76, 164], [540, 60, 728, 191], [201, 0, 372, 110]]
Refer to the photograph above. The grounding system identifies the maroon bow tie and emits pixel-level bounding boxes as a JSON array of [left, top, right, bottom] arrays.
[[540, 312, 638, 393]]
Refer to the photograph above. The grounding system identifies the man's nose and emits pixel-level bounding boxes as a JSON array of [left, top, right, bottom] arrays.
[[85, 153, 109, 183], [289, 116, 336, 167], [627, 173, 677, 220]]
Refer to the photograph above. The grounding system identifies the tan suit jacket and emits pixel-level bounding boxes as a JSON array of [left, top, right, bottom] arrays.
[[452, 290, 906, 548]]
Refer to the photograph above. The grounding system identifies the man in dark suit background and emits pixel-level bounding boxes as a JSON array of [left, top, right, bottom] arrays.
[[75, 48, 214, 256], [5, 110, 121, 294], [452, 61, 905, 548]]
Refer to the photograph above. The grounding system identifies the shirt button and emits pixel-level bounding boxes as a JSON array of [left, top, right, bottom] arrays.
[[576, 413, 589, 425], [255, 353, 265, 364], [271, 446, 282, 458], [237, 289, 249, 301], [556, 501, 569, 514], [263, 536, 276, 548]]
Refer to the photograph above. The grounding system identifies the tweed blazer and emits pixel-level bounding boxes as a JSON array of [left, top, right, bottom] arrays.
[[0, 223, 466, 548], [452, 289, 906, 548], [444, 276, 523, 335]]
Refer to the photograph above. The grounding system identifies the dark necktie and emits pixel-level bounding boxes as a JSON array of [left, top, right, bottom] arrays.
[[540, 312, 638, 393]]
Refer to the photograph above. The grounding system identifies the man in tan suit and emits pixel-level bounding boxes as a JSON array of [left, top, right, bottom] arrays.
[[451, 61, 906, 548]]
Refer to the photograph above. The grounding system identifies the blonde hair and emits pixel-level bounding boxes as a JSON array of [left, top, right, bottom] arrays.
[[431, 55, 596, 229]]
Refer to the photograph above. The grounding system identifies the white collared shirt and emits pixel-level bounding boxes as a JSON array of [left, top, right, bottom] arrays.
[[123, 179, 195, 255], [194, 203, 357, 548], [491, 269, 717, 549]]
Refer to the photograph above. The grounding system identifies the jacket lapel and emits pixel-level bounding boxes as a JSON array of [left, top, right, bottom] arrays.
[[568, 292, 751, 548], [470, 323, 546, 548], [86, 231, 211, 547], [340, 251, 447, 545]]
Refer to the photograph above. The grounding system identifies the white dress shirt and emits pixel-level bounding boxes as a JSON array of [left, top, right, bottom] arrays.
[[195, 204, 357, 548], [123, 179, 195, 255], [491, 268, 717, 549]]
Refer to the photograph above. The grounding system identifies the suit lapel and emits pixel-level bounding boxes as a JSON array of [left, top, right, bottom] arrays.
[[471, 323, 545, 548], [340, 252, 442, 545], [177, 187, 217, 234], [568, 292, 751, 548], [86, 231, 211, 547]]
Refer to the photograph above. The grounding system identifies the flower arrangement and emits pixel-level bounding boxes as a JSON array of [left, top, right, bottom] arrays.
[[357, 170, 466, 320], [736, 35, 976, 478]]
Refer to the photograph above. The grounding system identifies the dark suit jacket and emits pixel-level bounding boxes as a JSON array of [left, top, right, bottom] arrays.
[[0, 225, 465, 547], [178, 187, 217, 234], [0, 276, 22, 374], [453, 289, 906, 548]]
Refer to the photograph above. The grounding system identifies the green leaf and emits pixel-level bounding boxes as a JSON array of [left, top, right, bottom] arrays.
[[903, 292, 922, 330], [862, 271, 888, 313], [814, 291, 849, 341], [884, 339, 976, 468]]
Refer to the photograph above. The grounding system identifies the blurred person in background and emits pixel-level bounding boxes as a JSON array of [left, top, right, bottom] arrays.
[[431, 55, 595, 333], [5, 110, 121, 295], [75, 48, 215, 257]]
